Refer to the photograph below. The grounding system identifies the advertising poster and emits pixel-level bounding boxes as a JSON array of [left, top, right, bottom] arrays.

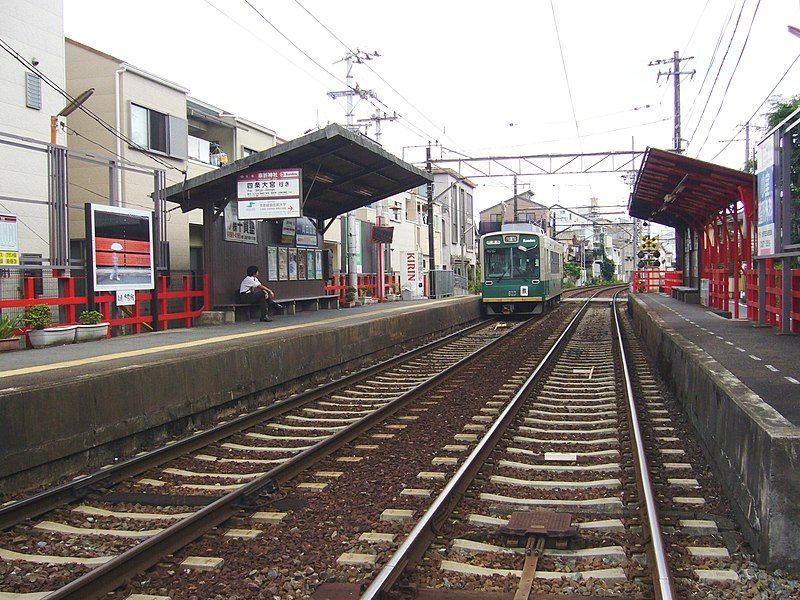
[[298, 249, 307, 280], [278, 247, 288, 280], [288, 248, 298, 280], [237, 168, 302, 220], [89, 204, 154, 292], [281, 218, 296, 245], [224, 202, 257, 244], [295, 217, 318, 247], [306, 250, 315, 280], [757, 134, 776, 256], [315, 250, 323, 279], [0, 214, 19, 266], [267, 246, 278, 281]]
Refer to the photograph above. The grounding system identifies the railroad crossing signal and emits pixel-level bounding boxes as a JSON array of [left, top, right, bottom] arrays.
[[637, 234, 661, 268]]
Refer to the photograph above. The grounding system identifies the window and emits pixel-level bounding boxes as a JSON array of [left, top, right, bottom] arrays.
[[25, 73, 42, 110], [484, 247, 540, 280], [129, 103, 187, 159], [550, 250, 561, 274], [441, 219, 446, 243], [489, 213, 502, 223]]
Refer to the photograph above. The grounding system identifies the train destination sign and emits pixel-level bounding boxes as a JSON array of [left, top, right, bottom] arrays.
[[237, 168, 302, 220]]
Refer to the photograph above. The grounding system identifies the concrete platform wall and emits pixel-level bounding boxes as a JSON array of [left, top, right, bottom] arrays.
[[628, 296, 800, 569], [0, 298, 481, 492]]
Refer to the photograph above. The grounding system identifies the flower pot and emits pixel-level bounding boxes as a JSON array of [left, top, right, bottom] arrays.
[[27, 325, 76, 349], [0, 336, 21, 352], [75, 322, 109, 343]]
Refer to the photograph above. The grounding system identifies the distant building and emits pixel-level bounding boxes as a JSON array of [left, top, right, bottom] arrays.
[[479, 191, 551, 236], [0, 0, 66, 262], [64, 38, 280, 271]]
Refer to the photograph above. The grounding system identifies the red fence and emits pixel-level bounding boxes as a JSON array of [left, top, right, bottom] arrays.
[[325, 273, 401, 305], [744, 266, 800, 333], [1, 273, 209, 337], [631, 270, 682, 295]]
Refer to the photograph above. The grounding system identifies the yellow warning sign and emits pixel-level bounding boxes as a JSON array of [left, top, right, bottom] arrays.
[[0, 251, 19, 266]]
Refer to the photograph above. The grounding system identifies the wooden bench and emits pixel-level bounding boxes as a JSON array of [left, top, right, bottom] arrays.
[[215, 294, 340, 322], [276, 295, 340, 316], [671, 286, 700, 304]]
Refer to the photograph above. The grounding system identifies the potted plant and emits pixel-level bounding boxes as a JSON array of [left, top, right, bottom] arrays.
[[0, 313, 22, 352], [75, 309, 109, 342], [23, 304, 76, 348], [345, 286, 358, 308]]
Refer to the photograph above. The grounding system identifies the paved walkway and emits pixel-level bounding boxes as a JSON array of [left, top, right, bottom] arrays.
[[639, 293, 800, 426], [0, 297, 472, 390]]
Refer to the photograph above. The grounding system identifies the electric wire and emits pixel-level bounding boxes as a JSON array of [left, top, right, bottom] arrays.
[[694, 0, 762, 157], [0, 36, 185, 176], [710, 52, 800, 161], [685, 0, 750, 150]]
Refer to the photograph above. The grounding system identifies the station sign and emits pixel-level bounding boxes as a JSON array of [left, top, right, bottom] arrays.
[[0, 214, 19, 266], [237, 168, 302, 220]]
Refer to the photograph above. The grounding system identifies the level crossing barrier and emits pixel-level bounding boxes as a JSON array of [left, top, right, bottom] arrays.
[[631, 270, 682, 295]]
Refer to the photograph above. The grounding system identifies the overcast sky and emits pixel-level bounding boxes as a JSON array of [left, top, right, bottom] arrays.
[[64, 0, 799, 221]]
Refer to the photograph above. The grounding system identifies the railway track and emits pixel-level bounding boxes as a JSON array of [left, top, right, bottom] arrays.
[[359, 291, 797, 600], [0, 318, 523, 599]]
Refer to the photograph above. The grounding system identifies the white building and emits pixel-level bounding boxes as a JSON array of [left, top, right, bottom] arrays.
[[0, 0, 66, 263]]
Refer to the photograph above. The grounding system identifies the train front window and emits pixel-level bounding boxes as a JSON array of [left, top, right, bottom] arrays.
[[485, 247, 512, 278], [513, 247, 540, 279]]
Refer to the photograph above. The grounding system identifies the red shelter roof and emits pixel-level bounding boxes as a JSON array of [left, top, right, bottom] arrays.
[[629, 148, 754, 228]]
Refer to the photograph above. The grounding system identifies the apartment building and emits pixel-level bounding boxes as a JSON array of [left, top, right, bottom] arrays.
[[0, 0, 66, 263], [432, 168, 476, 279], [64, 38, 279, 271], [478, 191, 551, 236]]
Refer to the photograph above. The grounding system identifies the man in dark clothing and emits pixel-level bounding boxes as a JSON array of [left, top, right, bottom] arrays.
[[239, 265, 283, 322]]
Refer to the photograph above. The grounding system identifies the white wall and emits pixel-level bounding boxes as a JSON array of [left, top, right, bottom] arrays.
[[0, 0, 65, 259]]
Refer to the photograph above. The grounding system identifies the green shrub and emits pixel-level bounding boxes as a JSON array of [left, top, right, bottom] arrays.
[[23, 304, 51, 330], [345, 286, 357, 302], [0, 313, 21, 339], [78, 310, 104, 325]]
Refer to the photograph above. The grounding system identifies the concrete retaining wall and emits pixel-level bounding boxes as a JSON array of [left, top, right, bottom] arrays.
[[0, 298, 481, 492], [628, 295, 800, 569]]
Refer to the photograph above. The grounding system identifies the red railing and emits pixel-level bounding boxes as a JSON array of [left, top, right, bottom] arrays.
[[632, 270, 682, 295], [324, 273, 401, 305], [1, 274, 209, 338], [708, 268, 729, 312], [744, 266, 800, 332]]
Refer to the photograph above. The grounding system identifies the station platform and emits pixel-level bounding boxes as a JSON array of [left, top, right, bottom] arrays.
[[628, 293, 800, 568], [0, 296, 480, 493], [638, 293, 800, 426]]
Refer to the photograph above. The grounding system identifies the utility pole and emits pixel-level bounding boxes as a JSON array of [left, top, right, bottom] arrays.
[[357, 110, 398, 145], [426, 143, 435, 298], [328, 49, 380, 289], [649, 51, 695, 153], [513, 175, 518, 223]]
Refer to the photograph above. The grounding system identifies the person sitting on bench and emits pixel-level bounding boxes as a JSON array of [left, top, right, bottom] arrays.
[[239, 265, 283, 322]]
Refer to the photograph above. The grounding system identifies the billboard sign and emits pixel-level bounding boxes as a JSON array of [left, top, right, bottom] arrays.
[[756, 134, 777, 256], [88, 204, 154, 291], [224, 202, 257, 244], [237, 168, 302, 220], [0, 214, 19, 266]]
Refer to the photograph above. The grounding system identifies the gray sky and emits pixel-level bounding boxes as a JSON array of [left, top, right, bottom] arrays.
[[64, 0, 799, 218]]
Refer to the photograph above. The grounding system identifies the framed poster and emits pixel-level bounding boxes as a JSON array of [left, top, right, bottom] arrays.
[[267, 246, 278, 281], [288, 248, 298, 280], [306, 249, 315, 280], [281, 218, 296, 245], [87, 204, 154, 292], [297, 249, 307, 280], [315, 250, 323, 279], [295, 217, 318, 247], [278, 247, 288, 280]]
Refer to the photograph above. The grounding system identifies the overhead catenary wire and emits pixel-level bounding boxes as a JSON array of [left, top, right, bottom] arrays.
[[694, 0, 762, 157], [685, 0, 750, 150]]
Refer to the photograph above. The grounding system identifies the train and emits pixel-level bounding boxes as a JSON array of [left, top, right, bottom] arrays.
[[479, 224, 564, 316]]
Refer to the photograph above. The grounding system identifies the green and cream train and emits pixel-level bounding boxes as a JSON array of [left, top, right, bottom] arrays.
[[479, 225, 564, 315]]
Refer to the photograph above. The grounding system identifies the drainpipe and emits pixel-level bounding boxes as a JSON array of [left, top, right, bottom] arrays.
[[114, 66, 127, 206]]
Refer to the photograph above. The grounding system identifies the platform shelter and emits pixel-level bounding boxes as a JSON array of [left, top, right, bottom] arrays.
[[164, 124, 431, 308], [629, 147, 755, 319]]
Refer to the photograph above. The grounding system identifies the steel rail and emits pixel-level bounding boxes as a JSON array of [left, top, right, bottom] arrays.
[[612, 289, 675, 600], [361, 292, 600, 599], [43, 314, 546, 600], [0, 320, 491, 532]]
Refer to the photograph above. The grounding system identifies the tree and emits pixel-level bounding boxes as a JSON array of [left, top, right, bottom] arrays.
[[600, 257, 616, 282]]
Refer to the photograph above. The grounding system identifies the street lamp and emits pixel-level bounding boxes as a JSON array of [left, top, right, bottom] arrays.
[[50, 88, 94, 145]]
